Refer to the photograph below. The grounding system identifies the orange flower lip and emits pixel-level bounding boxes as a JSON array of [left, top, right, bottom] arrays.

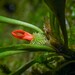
[[11, 30, 33, 41]]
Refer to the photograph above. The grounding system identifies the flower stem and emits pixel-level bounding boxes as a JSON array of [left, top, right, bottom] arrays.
[[0, 16, 43, 33]]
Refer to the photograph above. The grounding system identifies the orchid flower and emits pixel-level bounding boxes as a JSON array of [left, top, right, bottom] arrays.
[[11, 30, 33, 41]]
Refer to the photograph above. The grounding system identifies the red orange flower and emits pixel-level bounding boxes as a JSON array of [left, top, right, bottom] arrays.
[[11, 30, 33, 41]]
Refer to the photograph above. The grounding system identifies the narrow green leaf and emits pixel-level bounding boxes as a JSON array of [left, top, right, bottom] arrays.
[[50, 11, 62, 42], [10, 60, 36, 75], [10, 53, 54, 75], [0, 51, 24, 58], [44, 0, 68, 47], [0, 44, 54, 53], [0, 16, 43, 33]]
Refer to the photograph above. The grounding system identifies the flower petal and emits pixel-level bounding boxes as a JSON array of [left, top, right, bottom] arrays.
[[23, 32, 33, 41]]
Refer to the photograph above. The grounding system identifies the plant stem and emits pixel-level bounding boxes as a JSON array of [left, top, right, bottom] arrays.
[[0, 16, 43, 33]]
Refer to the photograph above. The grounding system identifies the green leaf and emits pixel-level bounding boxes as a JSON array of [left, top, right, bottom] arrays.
[[10, 59, 36, 75], [0, 44, 54, 53], [49, 11, 62, 42], [0, 51, 24, 58], [0, 16, 43, 33], [44, 0, 68, 47], [10, 53, 57, 75], [0, 44, 54, 58]]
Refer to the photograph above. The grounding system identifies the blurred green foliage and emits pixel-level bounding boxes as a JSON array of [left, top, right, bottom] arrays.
[[0, 0, 75, 75], [66, 0, 75, 49], [0, 0, 49, 75]]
